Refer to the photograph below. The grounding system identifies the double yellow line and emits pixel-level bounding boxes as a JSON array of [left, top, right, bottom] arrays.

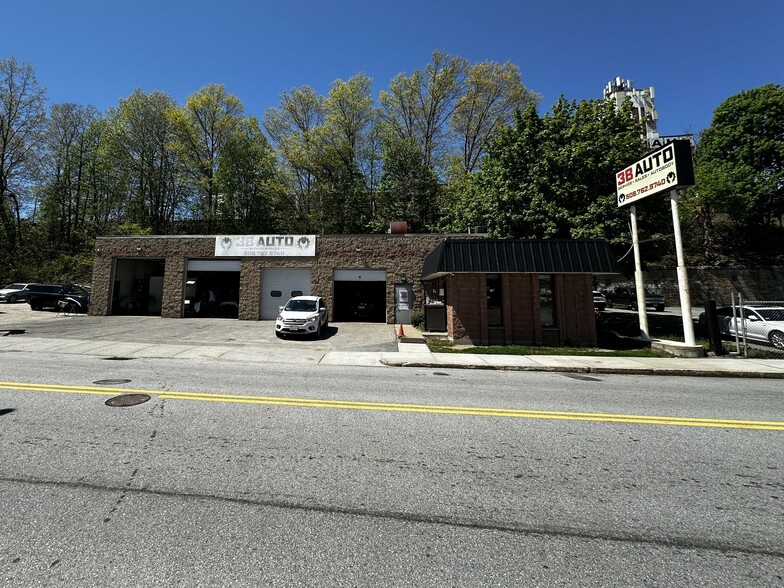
[[1, 381, 783, 430]]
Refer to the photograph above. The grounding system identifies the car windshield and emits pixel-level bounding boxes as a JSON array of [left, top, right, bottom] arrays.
[[757, 309, 784, 321], [285, 299, 317, 312], [3, 284, 24, 290]]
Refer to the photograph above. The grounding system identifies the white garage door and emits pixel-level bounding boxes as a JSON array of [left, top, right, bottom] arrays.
[[261, 268, 312, 319]]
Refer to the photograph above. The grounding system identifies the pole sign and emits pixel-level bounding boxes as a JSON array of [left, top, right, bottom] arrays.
[[616, 140, 694, 207]]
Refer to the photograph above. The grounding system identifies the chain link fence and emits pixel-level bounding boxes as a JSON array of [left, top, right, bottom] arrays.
[[700, 293, 784, 359]]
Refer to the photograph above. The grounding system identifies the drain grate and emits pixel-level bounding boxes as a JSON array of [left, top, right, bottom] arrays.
[[105, 394, 151, 407], [94, 379, 132, 385]]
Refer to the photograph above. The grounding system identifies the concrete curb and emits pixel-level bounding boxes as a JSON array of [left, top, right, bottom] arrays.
[[379, 358, 784, 378]]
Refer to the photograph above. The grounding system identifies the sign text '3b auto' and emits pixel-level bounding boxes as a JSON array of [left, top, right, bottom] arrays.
[[616, 140, 694, 207]]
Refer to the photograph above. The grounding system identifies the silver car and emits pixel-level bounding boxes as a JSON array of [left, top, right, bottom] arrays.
[[709, 305, 784, 350], [0, 283, 37, 303]]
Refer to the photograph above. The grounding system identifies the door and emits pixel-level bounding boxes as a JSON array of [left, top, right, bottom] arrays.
[[394, 283, 414, 324], [261, 268, 312, 319]]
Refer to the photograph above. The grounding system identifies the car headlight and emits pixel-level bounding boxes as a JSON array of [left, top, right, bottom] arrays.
[[306, 315, 318, 323], [276, 315, 282, 321]]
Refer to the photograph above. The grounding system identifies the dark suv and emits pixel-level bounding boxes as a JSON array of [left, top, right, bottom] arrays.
[[603, 287, 665, 312], [27, 284, 91, 312]]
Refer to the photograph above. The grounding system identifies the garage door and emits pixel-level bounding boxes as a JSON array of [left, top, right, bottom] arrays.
[[333, 268, 387, 322], [261, 268, 312, 319]]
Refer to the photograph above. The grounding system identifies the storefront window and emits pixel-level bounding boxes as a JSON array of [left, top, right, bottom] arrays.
[[540, 275, 556, 327], [486, 274, 502, 326], [424, 278, 446, 304]]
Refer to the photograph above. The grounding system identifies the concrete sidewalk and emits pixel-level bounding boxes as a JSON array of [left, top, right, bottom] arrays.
[[2, 330, 783, 378], [389, 324, 784, 378]]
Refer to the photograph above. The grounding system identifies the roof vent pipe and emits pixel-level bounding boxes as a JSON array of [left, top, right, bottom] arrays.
[[389, 221, 407, 234]]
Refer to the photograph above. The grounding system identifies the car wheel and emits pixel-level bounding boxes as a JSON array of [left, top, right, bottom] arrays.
[[655, 305, 664, 312], [8, 294, 17, 303], [275, 331, 282, 338], [314, 323, 322, 339], [769, 330, 784, 350]]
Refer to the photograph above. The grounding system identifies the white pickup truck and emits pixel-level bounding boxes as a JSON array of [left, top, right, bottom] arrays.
[[274, 295, 329, 338]]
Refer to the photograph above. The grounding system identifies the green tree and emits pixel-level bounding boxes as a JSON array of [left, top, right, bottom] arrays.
[[215, 116, 287, 233], [450, 60, 539, 173], [690, 84, 784, 260], [375, 136, 440, 233], [0, 57, 46, 259], [314, 74, 377, 233], [265, 75, 379, 233], [379, 50, 467, 177], [38, 103, 101, 250], [440, 98, 650, 245], [169, 84, 247, 232], [106, 89, 184, 233], [263, 86, 324, 230]]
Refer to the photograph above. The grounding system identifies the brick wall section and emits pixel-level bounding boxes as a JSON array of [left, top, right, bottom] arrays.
[[445, 272, 595, 346], [507, 274, 537, 343], [555, 274, 597, 346], [446, 274, 483, 341], [91, 234, 444, 322]]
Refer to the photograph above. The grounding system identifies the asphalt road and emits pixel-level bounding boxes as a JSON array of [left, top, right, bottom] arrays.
[[1, 352, 783, 587]]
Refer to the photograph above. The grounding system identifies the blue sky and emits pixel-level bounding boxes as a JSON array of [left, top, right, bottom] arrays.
[[3, 0, 782, 137]]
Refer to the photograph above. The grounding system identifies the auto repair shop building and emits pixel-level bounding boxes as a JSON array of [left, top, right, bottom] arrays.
[[90, 234, 618, 346]]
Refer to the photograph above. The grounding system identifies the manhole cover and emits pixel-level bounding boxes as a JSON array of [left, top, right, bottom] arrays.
[[94, 379, 132, 385], [105, 394, 151, 407], [562, 373, 601, 382], [101, 357, 134, 361]]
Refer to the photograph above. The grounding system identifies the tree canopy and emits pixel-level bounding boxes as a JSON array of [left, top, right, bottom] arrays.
[[0, 54, 780, 284], [688, 84, 784, 262]]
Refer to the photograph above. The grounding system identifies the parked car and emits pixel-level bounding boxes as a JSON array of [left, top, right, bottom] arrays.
[[0, 283, 37, 303], [700, 305, 784, 350], [592, 290, 606, 312], [26, 284, 91, 312], [275, 295, 328, 338], [603, 287, 665, 312]]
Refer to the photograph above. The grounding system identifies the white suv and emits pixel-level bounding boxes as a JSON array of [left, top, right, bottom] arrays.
[[275, 296, 328, 339]]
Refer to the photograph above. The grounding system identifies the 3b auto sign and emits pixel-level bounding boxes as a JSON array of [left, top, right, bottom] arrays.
[[616, 140, 694, 207]]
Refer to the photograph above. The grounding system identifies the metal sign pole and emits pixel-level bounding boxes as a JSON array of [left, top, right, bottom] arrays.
[[629, 204, 650, 339], [669, 189, 696, 345]]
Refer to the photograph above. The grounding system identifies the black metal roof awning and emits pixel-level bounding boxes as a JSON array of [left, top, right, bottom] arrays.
[[421, 239, 620, 280]]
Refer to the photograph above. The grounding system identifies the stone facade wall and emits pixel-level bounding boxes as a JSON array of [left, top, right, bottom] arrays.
[[89, 256, 114, 316]]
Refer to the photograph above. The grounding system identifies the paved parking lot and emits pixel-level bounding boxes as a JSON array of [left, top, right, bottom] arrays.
[[0, 302, 399, 353]]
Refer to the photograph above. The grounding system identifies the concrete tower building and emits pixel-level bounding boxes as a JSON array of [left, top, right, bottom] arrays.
[[604, 77, 660, 145]]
